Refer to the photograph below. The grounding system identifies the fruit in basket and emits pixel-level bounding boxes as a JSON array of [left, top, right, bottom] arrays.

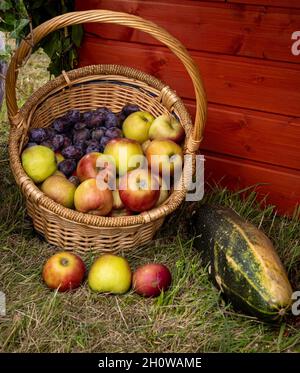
[[52, 134, 65, 151], [88, 254, 132, 294], [121, 104, 140, 119], [55, 152, 64, 164], [119, 169, 159, 212], [68, 175, 80, 187], [112, 189, 124, 210], [41, 175, 76, 208], [61, 145, 82, 160], [146, 139, 183, 176], [104, 138, 144, 175], [104, 112, 119, 128], [42, 252, 86, 292], [29, 128, 47, 144], [53, 170, 66, 178], [133, 263, 172, 297], [141, 139, 151, 153], [22, 145, 57, 183], [58, 159, 77, 177], [122, 111, 154, 144], [77, 152, 115, 183], [73, 128, 90, 144], [74, 178, 113, 216], [105, 127, 123, 140], [77, 152, 101, 182], [155, 176, 170, 207], [149, 114, 185, 143]]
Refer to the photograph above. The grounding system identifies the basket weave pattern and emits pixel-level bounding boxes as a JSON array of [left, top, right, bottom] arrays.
[[6, 11, 207, 254]]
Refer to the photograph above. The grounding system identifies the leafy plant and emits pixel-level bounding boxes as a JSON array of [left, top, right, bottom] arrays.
[[0, 0, 83, 76]]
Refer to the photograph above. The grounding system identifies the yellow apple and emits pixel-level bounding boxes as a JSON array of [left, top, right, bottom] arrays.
[[104, 138, 144, 176], [88, 254, 132, 294], [22, 145, 57, 183], [41, 175, 76, 208], [148, 114, 185, 143], [122, 111, 154, 144]]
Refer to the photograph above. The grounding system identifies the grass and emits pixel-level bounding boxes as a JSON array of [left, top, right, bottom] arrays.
[[0, 51, 300, 353]]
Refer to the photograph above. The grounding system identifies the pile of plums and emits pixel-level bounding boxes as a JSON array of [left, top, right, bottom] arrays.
[[27, 104, 140, 177]]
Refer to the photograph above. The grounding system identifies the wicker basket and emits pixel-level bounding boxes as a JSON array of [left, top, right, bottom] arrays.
[[6, 10, 207, 254]]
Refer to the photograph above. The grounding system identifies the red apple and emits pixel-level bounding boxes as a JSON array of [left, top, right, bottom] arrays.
[[133, 263, 172, 297], [74, 178, 113, 216], [42, 252, 86, 292], [77, 152, 101, 182], [119, 169, 159, 212]]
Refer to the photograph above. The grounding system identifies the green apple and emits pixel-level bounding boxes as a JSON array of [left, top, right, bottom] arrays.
[[149, 114, 185, 143], [88, 254, 132, 294], [122, 111, 154, 144], [22, 145, 57, 183], [41, 175, 76, 208], [104, 138, 144, 175]]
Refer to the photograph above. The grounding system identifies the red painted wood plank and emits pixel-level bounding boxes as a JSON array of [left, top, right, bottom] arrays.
[[204, 151, 300, 215], [183, 100, 300, 170], [78, 36, 300, 117], [76, 0, 300, 63], [228, 0, 300, 9]]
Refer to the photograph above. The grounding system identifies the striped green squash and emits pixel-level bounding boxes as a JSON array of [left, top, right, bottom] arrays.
[[191, 205, 293, 321]]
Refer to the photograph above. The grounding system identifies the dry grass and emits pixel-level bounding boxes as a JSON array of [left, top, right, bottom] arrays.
[[0, 51, 299, 353]]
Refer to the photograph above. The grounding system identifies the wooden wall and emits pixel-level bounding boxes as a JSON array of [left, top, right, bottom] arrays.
[[75, 0, 300, 215]]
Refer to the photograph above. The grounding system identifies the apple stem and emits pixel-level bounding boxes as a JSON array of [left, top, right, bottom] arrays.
[[60, 258, 69, 266]]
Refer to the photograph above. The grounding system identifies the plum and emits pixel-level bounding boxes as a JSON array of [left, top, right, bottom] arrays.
[[58, 159, 77, 177], [29, 128, 47, 144]]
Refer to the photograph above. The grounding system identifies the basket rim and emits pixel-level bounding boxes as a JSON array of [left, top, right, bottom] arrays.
[[9, 63, 197, 228]]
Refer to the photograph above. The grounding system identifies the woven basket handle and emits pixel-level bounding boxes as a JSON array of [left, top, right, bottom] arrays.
[[6, 10, 207, 149]]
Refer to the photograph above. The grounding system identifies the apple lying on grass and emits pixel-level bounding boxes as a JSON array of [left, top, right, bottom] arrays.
[[122, 111, 154, 144], [133, 263, 172, 297], [148, 114, 184, 143], [74, 178, 113, 216], [42, 252, 86, 292], [88, 254, 132, 294], [119, 168, 160, 212]]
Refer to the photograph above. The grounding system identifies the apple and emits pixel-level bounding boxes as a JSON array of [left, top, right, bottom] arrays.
[[88, 254, 132, 294], [148, 114, 185, 143], [133, 263, 172, 297], [41, 175, 76, 208], [119, 169, 159, 212], [122, 111, 154, 144], [141, 139, 151, 154], [53, 170, 66, 178], [74, 178, 113, 216], [108, 208, 133, 217], [145, 139, 183, 177], [104, 138, 144, 176], [22, 145, 57, 183], [55, 152, 64, 164], [77, 152, 115, 183], [112, 189, 124, 210], [155, 177, 170, 207], [42, 251, 86, 292]]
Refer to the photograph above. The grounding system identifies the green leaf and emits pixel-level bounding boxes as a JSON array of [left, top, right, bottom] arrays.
[[0, 0, 12, 11], [10, 18, 29, 39], [71, 25, 83, 48]]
